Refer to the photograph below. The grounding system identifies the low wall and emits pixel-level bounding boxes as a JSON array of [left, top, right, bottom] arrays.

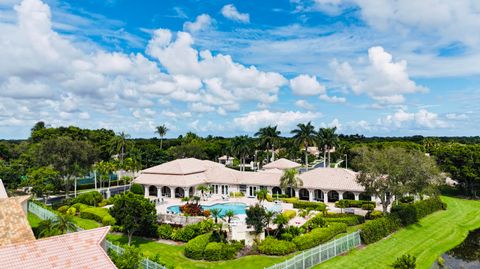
[[158, 213, 205, 225]]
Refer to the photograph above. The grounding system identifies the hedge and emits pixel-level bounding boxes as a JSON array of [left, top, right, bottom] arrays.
[[324, 214, 365, 226], [57, 205, 69, 214], [282, 210, 297, 220], [360, 216, 401, 244], [71, 203, 91, 212], [102, 215, 116, 226], [184, 233, 212, 259], [293, 223, 347, 250], [79, 207, 112, 223], [130, 183, 144, 195], [203, 242, 239, 261], [280, 197, 299, 204], [293, 201, 327, 211], [391, 197, 447, 226], [258, 237, 297, 255], [302, 214, 326, 231], [66, 207, 76, 216], [72, 191, 103, 206], [229, 192, 244, 197], [334, 199, 375, 208], [169, 220, 214, 242], [157, 224, 174, 239]]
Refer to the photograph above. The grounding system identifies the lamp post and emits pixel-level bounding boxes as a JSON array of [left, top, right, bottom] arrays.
[[344, 154, 348, 169]]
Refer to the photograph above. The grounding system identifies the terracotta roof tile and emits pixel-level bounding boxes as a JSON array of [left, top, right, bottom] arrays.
[[0, 197, 35, 247]]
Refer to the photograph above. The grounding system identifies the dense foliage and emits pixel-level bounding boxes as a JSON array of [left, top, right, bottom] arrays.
[[360, 216, 401, 244], [184, 232, 244, 261], [292, 200, 327, 211], [258, 237, 297, 255], [292, 223, 347, 250]]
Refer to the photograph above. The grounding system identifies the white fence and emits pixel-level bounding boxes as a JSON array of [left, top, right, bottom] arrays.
[[265, 231, 361, 269], [28, 202, 166, 269]]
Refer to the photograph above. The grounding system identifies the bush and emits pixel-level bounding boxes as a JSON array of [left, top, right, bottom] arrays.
[[280, 197, 299, 204], [399, 196, 415, 204], [66, 207, 76, 216], [282, 210, 297, 220], [80, 207, 111, 223], [266, 194, 273, 202], [102, 215, 116, 226], [130, 183, 144, 195], [157, 224, 174, 239], [293, 223, 347, 250], [258, 237, 297, 255], [57, 205, 70, 214], [98, 200, 108, 207], [414, 197, 446, 219], [184, 233, 212, 259], [292, 201, 326, 211], [302, 214, 326, 232], [72, 191, 104, 206], [366, 210, 383, 220], [324, 214, 364, 226], [280, 233, 293, 241], [71, 203, 91, 212], [360, 216, 400, 244], [229, 192, 244, 197], [179, 203, 204, 216], [171, 220, 214, 242], [204, 242, 224, 261], [391, 204, 418, 226], [334, 199, 376, 208], [391, 254, 417, 269], [361, 204, 375, 211], [392, 197, 446, 226]]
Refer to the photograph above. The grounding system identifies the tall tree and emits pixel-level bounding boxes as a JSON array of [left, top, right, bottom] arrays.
[[255, 125, 281, 163], [291, 122, 317, 171], [245, 204, 267, 236], [230, 135, 252, 171], [155, 124, 169, 150], [110, 132, 131, 165], [317, 127, 340, 167], [280, 168, 303, 197], [24, 166, 61, 203]]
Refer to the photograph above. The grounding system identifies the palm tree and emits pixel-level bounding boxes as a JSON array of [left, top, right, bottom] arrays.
[[255, 189, 269, 204], [155, 124, 169, 150], [317, 127, 339, 167], [210, 208, 222, 224], [280, 168, 303, 197], [230, 135, 253, 171], [94, 161, 115, 188], [225, 210, 235, 223], [273, 214, 289, 237], [255, 125, 281, 163], [291, 122, 317, 171], [110, 132, 131, 165], [197, 185, 209, 199], [38, 219, 59, 238], [53, 215, 76, 233], [264, 211, 275, 236]]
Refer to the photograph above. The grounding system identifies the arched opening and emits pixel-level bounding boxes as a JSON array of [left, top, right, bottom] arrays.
[[175, 187, 185, 198], [162, 186, 171, 198], [272, 187, 282, 196], [189, 187, 195, 197], [314, 190, 324, 201], [343, 191, 355, 200], [148, 186, 157, 197], [286, 187, 296, 198], [299, 188, 310, 201], [327, 191, 339, 202], [359, 192, 371, 201]]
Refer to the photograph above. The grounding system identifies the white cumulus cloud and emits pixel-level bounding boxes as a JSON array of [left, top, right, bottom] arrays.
[[183, 14, 212, 32], [233, 110, 322, 132], [221, 4, 250, 23]]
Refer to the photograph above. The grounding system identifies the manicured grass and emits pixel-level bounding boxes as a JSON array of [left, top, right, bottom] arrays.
[[27, 212, 43, 228], [71, 215, 102, 230], [315, 196, 480, 269], [107, 234, 291, 269]]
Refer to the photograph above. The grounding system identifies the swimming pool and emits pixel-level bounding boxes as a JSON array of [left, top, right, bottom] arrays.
[[167, 202, 247, 216]]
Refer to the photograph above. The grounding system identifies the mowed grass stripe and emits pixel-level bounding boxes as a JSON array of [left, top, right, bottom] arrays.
[[314, 196, 480, 269]]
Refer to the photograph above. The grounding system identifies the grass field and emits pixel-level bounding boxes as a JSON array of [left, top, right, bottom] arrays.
[[71, 215, 101, 230], [27, 212, 43, 228], [314, 196, 480, 269], [107, 234, 292, 269]]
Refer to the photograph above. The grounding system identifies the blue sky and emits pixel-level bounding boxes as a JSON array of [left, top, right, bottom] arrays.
[[0, 0, 479, 138]]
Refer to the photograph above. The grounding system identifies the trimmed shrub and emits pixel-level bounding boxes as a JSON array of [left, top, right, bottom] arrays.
[[258, 237, 297, 255], [66, 207, 76, 216], [80, 207, 111, 223], [293, 223, 347, 250], [392, 197, 446, 226], [399, 196, 415, 204], [334, 199, 376, 208], [282, 210, 297, 220], [324, 214, 364, 226], [361, 203, 375, 211], [302, 214, 326, 232], [292, 201, 326, 211], [171, 220, 214, 242], [280, 197, 299, 204], [130, 183, 144, 195], [157, 224, 174, 239], [229, 192, 244, 197], [71, 203, 91, 212], [414, 197, 446, 219], [204, 242, 224, 261], [366, 210, 383, 220], [360, 216, 401, 244], [280, 233, 294, 241], [392, 254, 417, 269], [266, 194, 273, 202], [98, 200, 108, 207], [391, 204, 418, 226], [72, 191, 103, 206], [184, 233, 211, 259], [102, 215, 116, 226], [57, 205, 69, 214]]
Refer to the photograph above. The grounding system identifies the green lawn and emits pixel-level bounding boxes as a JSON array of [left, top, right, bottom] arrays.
[[107, 234, 291, 269], [27, 212, 43, 228], [71, 215, 102, 230], [315, 196, 480, 269]]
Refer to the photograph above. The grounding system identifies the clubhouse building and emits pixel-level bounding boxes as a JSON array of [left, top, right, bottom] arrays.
[[133, 158, 373, 203]]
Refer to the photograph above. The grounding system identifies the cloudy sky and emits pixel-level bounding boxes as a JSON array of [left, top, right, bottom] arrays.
[[0, 0, 479, 138]]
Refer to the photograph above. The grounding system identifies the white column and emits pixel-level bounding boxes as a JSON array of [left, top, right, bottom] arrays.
[[371, 195, 376, 202], [309, 190, 314, 202], [295, 189, 300, 199], [354, 193, 360, 201], [184, 187, 190, 198], [338, 191, 344, 200], [171, 187, 175, 198], [144, 185, 149, 198], [323, 191, 328, 203], [157, 186, 162, 198]]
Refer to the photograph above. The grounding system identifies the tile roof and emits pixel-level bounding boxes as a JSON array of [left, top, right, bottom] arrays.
[[262, 158, 301, 170], [0, 179, 7, 198], [0, 227, 116, 269], [298, 168, 364, 192], [0, 196, 35, 247]]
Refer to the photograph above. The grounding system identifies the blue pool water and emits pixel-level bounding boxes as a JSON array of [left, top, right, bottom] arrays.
[[168, 202, 247, 216]]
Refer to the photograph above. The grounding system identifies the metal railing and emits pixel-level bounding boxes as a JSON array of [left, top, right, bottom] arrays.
[[28, 202, 166, 269], [265, 231, 362, 269]]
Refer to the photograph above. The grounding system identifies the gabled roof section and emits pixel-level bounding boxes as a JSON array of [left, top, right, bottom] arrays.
[[0, 179, 8, 199], [142, 158, 207, 175], [0, 196, 35, 247], [298, 168, 364, 192], [0, 227, 116, 269], [263, 158, 301, 170]]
